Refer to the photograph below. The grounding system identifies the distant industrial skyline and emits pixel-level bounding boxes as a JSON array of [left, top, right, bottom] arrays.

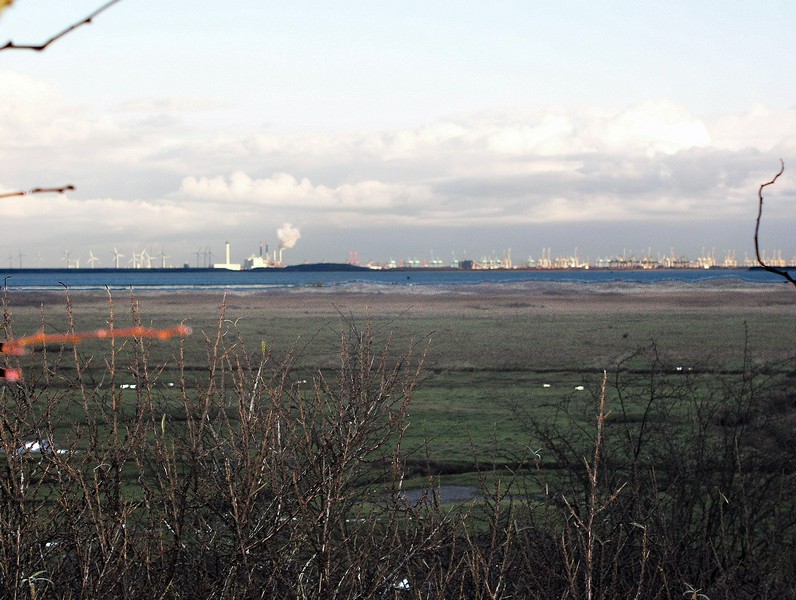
[[1, 2, 795, 268], [1, 240, 792, 271]]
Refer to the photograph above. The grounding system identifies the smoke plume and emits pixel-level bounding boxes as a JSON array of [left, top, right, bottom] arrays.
[[277, 223, 301, 249]]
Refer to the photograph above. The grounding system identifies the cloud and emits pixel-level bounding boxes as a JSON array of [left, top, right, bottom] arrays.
[[350, 101, 711, 163], [176, 171, 433, 211], [594, 101, 712, 156], [0, 70, 61, 126], [171, 101, 776, 228], [710, 104, 796, 153], [2, 69, 795, 264], [114, 97, 228, 113]]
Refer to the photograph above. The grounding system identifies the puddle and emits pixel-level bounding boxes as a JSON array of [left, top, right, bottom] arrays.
[[397, 485, 481, 504]]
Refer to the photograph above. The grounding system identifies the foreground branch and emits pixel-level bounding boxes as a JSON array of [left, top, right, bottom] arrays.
[[0, 0, 122, 52], [0, 185, 74, 199], [754, 159, 796, 288]]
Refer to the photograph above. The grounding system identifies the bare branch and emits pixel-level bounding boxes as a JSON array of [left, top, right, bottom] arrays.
[[0, 185, 75, 199], [0, 0, 122, 53], [754, 159, 796, 288]]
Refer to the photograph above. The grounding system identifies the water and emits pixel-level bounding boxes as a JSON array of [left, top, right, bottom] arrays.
[[0, 267, 790, 291]]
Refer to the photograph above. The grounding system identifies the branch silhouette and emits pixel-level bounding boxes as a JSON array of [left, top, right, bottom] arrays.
[[754, 159, 796, 288], [0, 0, 122, 53], [0, 185, 75, 199]]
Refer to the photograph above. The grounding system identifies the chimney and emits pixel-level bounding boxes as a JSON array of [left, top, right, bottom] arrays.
[[225, 241, 231, 265]]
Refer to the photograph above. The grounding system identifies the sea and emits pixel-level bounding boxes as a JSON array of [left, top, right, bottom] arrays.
[[0, 267, 792, 291]]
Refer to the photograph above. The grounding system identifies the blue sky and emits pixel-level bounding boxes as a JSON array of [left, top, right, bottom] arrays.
[[2, 1, 795, 267]]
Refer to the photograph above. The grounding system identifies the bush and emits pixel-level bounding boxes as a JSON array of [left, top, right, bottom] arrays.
[[0, 296, 434, 598], [1, 296, 794, 598], [513, 346, 796, 599]]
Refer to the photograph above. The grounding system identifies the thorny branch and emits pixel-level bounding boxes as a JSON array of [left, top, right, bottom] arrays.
[[754, 159, 796, 288], [0, 185, 74, 199], [0, 0, 122, 53]]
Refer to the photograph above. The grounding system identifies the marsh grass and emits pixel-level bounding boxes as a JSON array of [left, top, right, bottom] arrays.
[[0, 290, 794, 598]]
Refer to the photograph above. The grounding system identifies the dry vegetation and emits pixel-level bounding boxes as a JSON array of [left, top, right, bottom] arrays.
[[0, 286, 794, 598]]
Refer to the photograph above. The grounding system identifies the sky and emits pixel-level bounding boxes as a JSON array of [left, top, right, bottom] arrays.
[[1, 0, 796, 268]]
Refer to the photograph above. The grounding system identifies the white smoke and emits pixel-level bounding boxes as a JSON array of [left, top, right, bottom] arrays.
[[277, 223, 301, 249]]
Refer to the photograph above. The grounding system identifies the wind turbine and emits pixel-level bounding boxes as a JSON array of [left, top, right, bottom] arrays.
[[158, 249, 170, 269], [112, 248, 124, 269], [140, 248, 152, 269], [87, 250, 100, 269], [61, 250, 72, 269], [128, 251, 140, 269]]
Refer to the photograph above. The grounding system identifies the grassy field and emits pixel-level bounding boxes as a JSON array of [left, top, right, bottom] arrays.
[[2, 284, 794, 597], [6, 284, 795, 367], [4, 284, 794, 482]]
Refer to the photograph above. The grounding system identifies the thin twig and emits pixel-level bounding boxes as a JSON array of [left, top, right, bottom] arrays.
[[0, 0, 122, 52], [0, 185, 75, 199], [754, 159, 796, 288]]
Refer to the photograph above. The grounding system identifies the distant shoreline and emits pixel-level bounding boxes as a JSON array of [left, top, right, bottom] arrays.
[[5, 278, 793, 307], [2, 264, 793, 274]]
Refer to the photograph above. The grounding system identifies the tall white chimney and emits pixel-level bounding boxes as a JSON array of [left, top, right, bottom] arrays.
[[225, 241, 231, 265]]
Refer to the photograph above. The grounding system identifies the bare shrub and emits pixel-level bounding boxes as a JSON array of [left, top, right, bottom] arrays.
[[0, 294, 444, 598], [512, 344, 796, 599], [1, 292, 794, 599]]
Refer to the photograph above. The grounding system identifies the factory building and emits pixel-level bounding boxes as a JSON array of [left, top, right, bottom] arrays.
[[213, 242, 241, 270]]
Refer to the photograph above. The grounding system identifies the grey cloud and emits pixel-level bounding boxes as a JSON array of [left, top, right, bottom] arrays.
[[3, 80, 795, 265]]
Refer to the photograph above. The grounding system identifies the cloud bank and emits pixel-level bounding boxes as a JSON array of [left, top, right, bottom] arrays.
[[1, 69, 794, 266]]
